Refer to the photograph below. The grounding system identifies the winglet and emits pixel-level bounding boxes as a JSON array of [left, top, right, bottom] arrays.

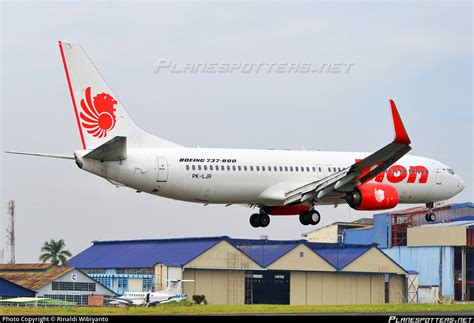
[[390, 99, 411, 145]]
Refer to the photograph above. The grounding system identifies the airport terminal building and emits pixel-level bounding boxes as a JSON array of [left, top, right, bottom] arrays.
[[69, 236, 408, 305]]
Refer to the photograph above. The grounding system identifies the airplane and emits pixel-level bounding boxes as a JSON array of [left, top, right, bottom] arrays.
[[5, 41, 465, 228], [109, 279, 193, 307]]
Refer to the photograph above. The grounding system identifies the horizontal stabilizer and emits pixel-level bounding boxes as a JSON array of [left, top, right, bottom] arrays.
[[4, 151, 74, 160], [83, 136, 126, 161]]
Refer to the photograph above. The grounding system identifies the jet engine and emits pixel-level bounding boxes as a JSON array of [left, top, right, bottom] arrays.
[[345, 183, 399, 210]]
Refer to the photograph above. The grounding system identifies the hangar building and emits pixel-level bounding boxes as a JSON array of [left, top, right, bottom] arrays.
[[0, 264, 116, 305], [69, 236, 408, 305], [344, 202, 474, 303]]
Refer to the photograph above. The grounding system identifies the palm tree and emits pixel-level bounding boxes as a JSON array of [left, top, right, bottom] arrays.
[[39, 239, 72, 266]]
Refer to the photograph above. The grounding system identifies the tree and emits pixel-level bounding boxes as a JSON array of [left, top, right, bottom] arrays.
[[39, 239, 72, 266]]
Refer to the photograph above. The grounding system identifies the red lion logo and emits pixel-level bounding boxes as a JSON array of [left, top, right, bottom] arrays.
[[80, 87, 117, 138]]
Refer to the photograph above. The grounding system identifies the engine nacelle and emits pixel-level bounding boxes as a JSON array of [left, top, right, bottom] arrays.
[[345, 183, 399, 211]]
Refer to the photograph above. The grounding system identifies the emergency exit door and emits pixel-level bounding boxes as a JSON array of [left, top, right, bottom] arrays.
[[157, 157, 168, 182]]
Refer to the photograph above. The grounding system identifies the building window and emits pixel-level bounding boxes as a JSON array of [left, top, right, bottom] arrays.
[[117, 277, 128, 290], [94, 277, 112, 289], [52, 282, 96, 292], [143, 277, 153, 292]]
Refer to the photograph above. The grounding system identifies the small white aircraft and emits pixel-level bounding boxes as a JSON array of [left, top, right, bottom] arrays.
[[5, 41, 465, 228], [110, 280, 193, 307]]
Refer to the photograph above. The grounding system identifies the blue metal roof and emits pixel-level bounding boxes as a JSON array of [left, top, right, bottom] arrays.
[[307, 244, 373, 270], [69, 237, 225, 268], [0, 278, 36, 297], [69, 236, 380, 271], [229, 239, 301, 267]]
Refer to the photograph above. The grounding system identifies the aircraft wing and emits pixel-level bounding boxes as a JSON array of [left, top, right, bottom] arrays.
[[284, 100, 412, 205], [109, 297, 133, 305]]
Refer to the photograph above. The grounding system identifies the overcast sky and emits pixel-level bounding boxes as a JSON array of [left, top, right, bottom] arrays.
[[1, 1, 472, 263]]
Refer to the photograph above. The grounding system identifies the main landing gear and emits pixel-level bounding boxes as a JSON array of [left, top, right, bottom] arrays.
[[249, 207, 321, 228], [250, 213, 270, 228], [425, 202, 436, 222], [299, 210, 321, 226]]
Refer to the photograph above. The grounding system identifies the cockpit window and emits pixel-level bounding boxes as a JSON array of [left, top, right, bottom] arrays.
[[447, 169, 455, 175]]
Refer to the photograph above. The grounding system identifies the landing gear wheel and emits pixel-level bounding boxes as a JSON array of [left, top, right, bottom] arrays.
[[260, 214, 270, 227], [299, 210, 321, 225], [308, 210, 321, 225], [250, 213, 261, 228], [299, 212, 310, 225], [425, 212, 436, 222]]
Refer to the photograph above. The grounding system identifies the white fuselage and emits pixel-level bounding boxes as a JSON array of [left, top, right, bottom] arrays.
[[76, 148, 464, 207], [114, 291, 185, 306]]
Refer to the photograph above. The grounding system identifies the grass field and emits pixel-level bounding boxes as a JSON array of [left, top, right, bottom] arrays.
[[2, 302, 474, 315]]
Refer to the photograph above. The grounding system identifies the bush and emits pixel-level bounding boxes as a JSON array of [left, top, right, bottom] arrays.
[[192, 295, 208, 305]]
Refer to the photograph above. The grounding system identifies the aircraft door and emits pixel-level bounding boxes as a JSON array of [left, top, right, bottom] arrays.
[[157, 157, 169, 182], [434, 163, 442, 185]]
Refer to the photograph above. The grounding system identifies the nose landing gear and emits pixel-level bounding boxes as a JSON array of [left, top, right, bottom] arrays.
[[425, 202, 436, 222]]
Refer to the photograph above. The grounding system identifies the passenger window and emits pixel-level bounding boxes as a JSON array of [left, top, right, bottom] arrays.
[[186, 165, 190, 171], [204, 165, 207, 171], [221, 165, 225, 171], [198, 165, 202, 171], [238, 166, 241, 171], [319, 167, 322, 172], [285, 166, 288, 172], [312, 167, 316, 172], [274, 166, 278, 171], [268, 166, 271, 172], [262, 166, 265, 171], [227, 165, 231, 171], [232, 165, 236, 171], [306, 167, 310, 172], [256, 166, 260, 171], [250, 166, 254, 171], [215, 165, 218, 171], [295, 167, 299, 172], [333, 167, 337, 172], [210, 165, 213, 171], [280, 166, 283, 172], [192, 165, 196, 171], [244, 166, 247, 171], [290, 167, 294, 172]]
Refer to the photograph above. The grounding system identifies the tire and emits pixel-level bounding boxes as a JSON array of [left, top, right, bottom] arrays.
[[428, 213, 436, 222], [425, 213, 436, 222], [250, 213, 261, 228], [309, 210, 321, 225], [299, 212, 309, 225], [260, 214, 270, 227]]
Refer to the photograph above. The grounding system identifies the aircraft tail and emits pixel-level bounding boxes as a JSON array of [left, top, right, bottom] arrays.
[[58, 41, 180, 150]]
